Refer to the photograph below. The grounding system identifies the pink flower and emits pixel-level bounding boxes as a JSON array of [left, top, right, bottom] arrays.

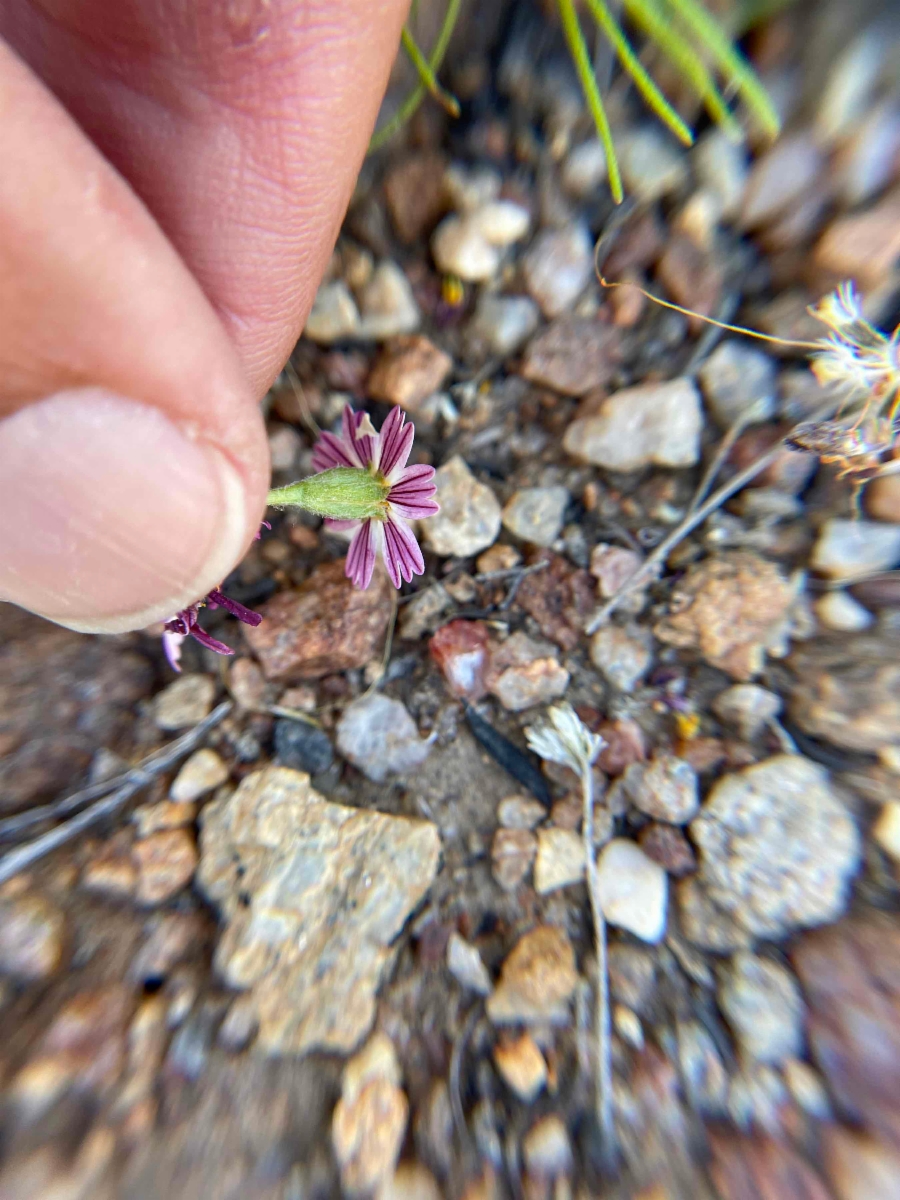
[[162, 588, 262, 672], [312, 406, 439, 590]]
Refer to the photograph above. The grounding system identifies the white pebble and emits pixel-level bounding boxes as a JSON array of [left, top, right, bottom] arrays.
[[811, 518, 900, 581], [873, 800, 900, 862], [304, 281, 360, 343], [595, 839, 668, 943], [469, 201, 530, 247], [169, 748, 229, 803], [447, 932, 493, 995], [357, 261, 420, 340], [815, 590, 874, 632], [431, 216, 499, 282]]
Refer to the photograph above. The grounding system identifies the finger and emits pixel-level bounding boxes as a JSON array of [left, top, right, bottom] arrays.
[[0, 39, 268, 632], [2, 0, 410, 393]]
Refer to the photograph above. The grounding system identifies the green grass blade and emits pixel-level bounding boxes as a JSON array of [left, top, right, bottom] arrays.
[[664, 0, 781, 138], [557, 0, 624, 203], [585, 0, 694, 146], [623, 0, 742, 140], [400, 26, 460, 117], [369, 0, 462, 153]]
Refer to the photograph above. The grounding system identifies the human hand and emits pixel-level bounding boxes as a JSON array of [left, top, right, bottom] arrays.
[[0, 0, 408, 633]]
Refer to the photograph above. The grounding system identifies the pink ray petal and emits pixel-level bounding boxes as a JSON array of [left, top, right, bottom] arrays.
[[342, 406, 375, 468], [162, 630, 186, 672], [345, 519, 378, 590], [388, 465, 439, 518], [324, 518, 361, 532], [312, 430, 358, 471], [383, 515, 425, 586], [379, 407, 415, 479]]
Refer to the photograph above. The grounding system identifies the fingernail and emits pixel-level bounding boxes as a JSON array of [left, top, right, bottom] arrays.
[[0, 389, 251, 632]]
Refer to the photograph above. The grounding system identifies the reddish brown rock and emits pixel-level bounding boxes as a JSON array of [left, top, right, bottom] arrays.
[[792, 914, 900, 1148], [367, 335, 453, 412], [429, 619, 490, 700], [519, 316, 620, 397], [383, 152, 448, 243], [655, 233, 723, 326], [515, 553, 594, 651], [708, 1131, 831, 1200], [638, 823, 696, 877], [246, 563, 392, 681], [813, 195, 900, 292], [728, 424, 817, 495], [133, 830, 198, 906], [596, 717, 647, 775]]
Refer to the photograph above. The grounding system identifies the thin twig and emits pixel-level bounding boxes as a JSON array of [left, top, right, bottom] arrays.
[[580, 759, 614, 1164], [585, 403, 842, 632], [0, 702, 232, 885], [449, 1003, 480, 1150], [688, 413, 751, 515]]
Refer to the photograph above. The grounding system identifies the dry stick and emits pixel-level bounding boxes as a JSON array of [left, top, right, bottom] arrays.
[[580, 758, 614, 1164], [0, 701, 232, 886], [585, 427, 824, 633]]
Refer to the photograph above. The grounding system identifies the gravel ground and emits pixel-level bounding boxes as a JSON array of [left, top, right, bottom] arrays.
[[2, 2, 900, 1197]]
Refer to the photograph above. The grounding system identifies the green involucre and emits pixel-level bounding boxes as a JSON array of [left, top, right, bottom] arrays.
[[267, 468, 390, 521]]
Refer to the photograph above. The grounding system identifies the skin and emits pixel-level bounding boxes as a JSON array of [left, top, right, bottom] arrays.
[[0, 0, 409, 632]]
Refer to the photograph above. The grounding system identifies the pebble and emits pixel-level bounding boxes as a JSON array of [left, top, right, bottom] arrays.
[[810, 518, 900, 581], [491, 828, 537, 891], [617, 126, 689, 202], [129, 912, 204, 984], [595, 839, 668, 943], [561, 138, 608, 198], [378, 1164, 443, 1200], [590, 624, 653, 692], [336, 695, 433, 782], [486, 925, 578, 1025], [217, 995, 259, 1052], [431, 215, 500, 281], [485, 631, 569, 712], [399, 584, 451, 642], [367, 335, 453, 412], [443, 163, 501, 213], [467, 293, 539, 358], [383, 151, 448, 243], [333, 1034, 409, 1195], [691, 755, 860, 937], [198, 766, 440, 1053], [832, 101, 900, 208], [654, 551, 794, 680], [865, 473, 900, 524], [789, 637, 900, 753], [597, 718, 646, 776], [740, 133, 824, 230], [520, 315, 620, 396], [678, 1019, 728, 1115], [873, 800, 900, 862], [0, 894, 66, 981], [712, 684, 782, 741], [169, 748, 228, 803], [813, 194, 900, 291], [563, 378, 702, 470], [133, 829, 198, 906], [782, 1057, 831, 1119], [815, 30, 885, 144], [446, 932, 492, 996], [709, 1130, 831, 1200], [469, 200, 531, 246], [81, 835, 138, 899], [638, 823, 696, 877], [693, 129, 748, 222], [677, 877, 752, 953], [698, 341, 777, 428], [718, 951, 804, 1068], [357, 261, 421, 340], [521, 1115, 573, 1178], [534, 827, 584, 894], [522, 224, 593, 317], [621, 754, 699, 823], [429, 618, 490, 700], [304, 281, 361, 342], [590, 544, 643, 599], [268, 423, 302, 472], [228, 658, 268, 711], [154, 674, 216, 731], [245, 561, 392, 681], [815, 590, 874, 632], [501, 486, 569, 547], [421, 456, 502, 558], [823, 1126, 900, 1200], [273, 717, 334, 775], [493, 1032, 547, 1101], [132, 799, 196, 836], [498, 794, 546, 830]]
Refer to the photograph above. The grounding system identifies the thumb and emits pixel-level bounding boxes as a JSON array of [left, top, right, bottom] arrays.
[[0, 41, 268, 632]]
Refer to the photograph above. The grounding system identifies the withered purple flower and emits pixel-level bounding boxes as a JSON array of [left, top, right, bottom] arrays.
[[162, 587, 262, 672], [311, 406, 439, 590]]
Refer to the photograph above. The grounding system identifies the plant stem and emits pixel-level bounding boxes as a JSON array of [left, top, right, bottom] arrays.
[[581, 759, 615, 1163]]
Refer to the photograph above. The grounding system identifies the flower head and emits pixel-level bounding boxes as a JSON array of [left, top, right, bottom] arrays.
[[309, 406, 439, 590], [525, 703, 605, 773], [162, 587, 262, 672]]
